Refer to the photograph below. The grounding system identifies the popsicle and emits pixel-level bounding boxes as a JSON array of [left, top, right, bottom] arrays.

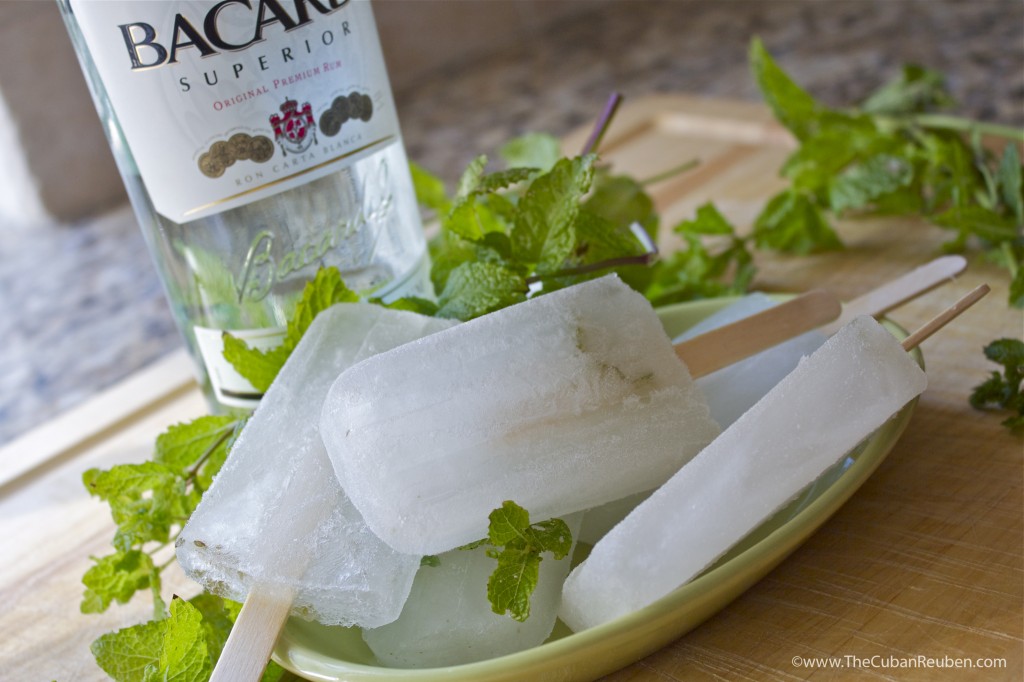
[[176, 303, 456, 629], [363, 513, 584, 668], [579, 256, 966, 544], [320, 275, 839, 556], [581, 254, 962, 540], [558, 285, 988, 632]]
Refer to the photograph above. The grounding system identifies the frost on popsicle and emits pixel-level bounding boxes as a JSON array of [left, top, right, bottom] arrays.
[[559, 315, 927, 632], [320, 274, 721, 556], [176, 303, 455, 627]]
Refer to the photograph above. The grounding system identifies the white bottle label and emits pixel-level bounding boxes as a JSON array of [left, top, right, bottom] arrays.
[[71, 0, 399, 224]]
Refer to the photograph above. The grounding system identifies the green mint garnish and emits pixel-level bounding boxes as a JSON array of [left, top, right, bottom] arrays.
[[476, 501, 573, 622]]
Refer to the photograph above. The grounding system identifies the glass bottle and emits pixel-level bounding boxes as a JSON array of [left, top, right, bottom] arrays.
[[58, 0, 430, 410]]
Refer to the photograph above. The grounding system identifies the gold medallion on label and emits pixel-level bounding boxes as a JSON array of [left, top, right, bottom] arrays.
[[198, 151, 225, 178], [229, 133, 253, 161], [249, 136, 275, 163]]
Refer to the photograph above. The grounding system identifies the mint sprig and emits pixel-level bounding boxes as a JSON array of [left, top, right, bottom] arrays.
[[645, 203, 755, 307], [466, 501, 573, 622], [421, 148, 696, 317], [970, 338, 1024, 429], [81, 414, 249, 678], [748, 38, 1022, 298]]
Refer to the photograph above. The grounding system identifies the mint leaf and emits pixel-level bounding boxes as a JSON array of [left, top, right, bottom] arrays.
[[446, 193, 512, 243], [860, 64, 955, 115], [92, 616, 167, 682], [487, 547, 542, 623], [429, 230, 483, 293], [175, 245, 277, 329], [780, 116, 879, 193], [500, 132, 562, 172], [223, 267, 358, 391], [932, 205, 1019, 244], [753, 189, 842, 254], [750, 38, 822, 141], [476, 167, 539, 194], [828, 153, 915, 213], [436, 262, 527, 320], [998, 143, 1023, 225], [409, 161, 450, 215], [187, 593, 234, 665], [221, 334, 289, 395], [455, 155, 488, 199], [645, 204, 755, 306], [81, 551, 159, 614], [535, 217, 656, 295], [143, 598, 211, 682], [376, 296, 440, 317], [487, 500, 533, 546], [91, 596, 284, 682], [155, 415, 239, 478], [970, 338, 1024, 430], [1012, 269, 1024, 310], [675, 202, 734, 235], [83, 462, 186, 552], [286, 267, 360, 343], [513, 155, 596, 270], [918, 131, 981, 212], [584, 173, 658, 235], [481, 501, 573, 622]]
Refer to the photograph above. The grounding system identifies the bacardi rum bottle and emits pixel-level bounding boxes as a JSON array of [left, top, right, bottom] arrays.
[[59, 0, 430, 410]]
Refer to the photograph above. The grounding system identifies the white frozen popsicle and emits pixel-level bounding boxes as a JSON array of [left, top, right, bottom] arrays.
[[320, 275, 723, 556], [363, 513, 583, 668], [176, 303, 455, 628], [559, 315, 928, 632], [580, 257, 966, 546]]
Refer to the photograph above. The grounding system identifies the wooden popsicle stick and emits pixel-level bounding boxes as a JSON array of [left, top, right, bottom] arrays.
[[675, 289, 841, 379], [210, 586, 293, 682], [901, 284, 990, 351], [821, 255, 967, 335]]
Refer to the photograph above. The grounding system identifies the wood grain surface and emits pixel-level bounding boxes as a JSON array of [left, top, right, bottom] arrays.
[[1, 95, 1020, 681]]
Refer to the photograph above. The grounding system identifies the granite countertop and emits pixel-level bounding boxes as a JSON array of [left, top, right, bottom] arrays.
[[1, 0, 1021, 446]]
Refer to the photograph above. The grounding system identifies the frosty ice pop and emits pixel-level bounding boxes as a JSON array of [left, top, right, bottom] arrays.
[[559, 312, 943, 632], [320, 276, 719, 556], [579, 256, 967, 543], [176, 303, 455, 628], [320, 275, 840, 556]]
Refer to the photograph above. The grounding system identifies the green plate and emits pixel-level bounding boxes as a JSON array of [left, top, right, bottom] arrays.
[[273, 297, 923, 682]]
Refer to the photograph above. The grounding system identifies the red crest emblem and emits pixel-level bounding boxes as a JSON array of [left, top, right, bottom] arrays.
[[270, 98, 317, 156]]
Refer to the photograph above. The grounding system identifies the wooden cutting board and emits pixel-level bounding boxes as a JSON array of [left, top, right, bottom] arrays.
[[1, 95, 1020, 681]]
